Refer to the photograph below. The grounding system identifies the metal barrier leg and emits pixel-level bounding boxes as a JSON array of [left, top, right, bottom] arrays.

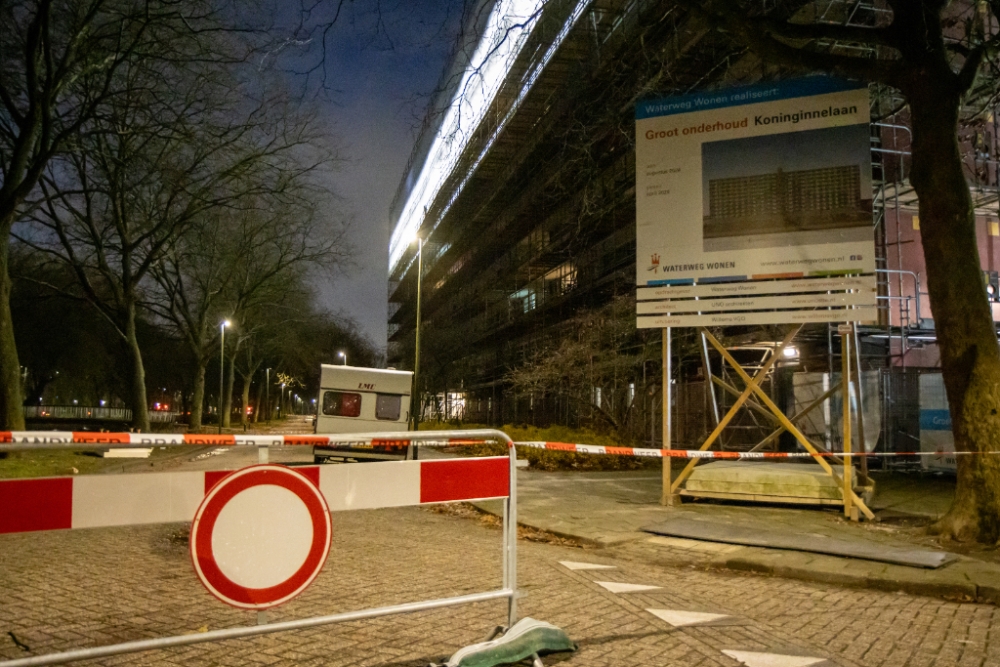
[[507, 446, 518, 628], [502, 499, 509, 593]]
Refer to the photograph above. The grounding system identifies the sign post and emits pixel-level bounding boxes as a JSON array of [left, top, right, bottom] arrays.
[[661, 327, 672, 506], [839, 323, 854, 519]]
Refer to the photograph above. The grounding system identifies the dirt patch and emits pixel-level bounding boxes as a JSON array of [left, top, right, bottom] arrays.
[[425, 503, 592, 548]]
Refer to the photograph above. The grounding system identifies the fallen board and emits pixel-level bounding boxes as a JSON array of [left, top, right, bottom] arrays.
[[681, 461, 843, 503], [642, 517, 957, 569]]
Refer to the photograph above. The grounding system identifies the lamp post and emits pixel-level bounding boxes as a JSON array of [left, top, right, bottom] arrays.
[[337, 351, 347, 366], [218, 320, 230, 434], [280, 382, 286, 418], [265, 368, 271, 423], [410, 234, 423, 431]]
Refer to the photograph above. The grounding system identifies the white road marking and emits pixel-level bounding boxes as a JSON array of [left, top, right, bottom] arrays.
[[646, 609, 731, 627], [594, 581, 662, 594], [722, 650, 826, 667], [559, 560, 616, 571]]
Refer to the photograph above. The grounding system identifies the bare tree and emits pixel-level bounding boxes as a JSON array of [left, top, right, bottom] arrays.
[[149, 183, 347, 430], [0, 0, 209, 428], [14, 32, 302, 431], [505, 294, 658, 434]]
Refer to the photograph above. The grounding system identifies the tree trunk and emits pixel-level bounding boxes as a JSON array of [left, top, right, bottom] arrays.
[[124, 303, 150, 433], [222, 351, 236, 428], [907, 76, 1000, 543], [252, 375, 263, 424], [189, 359, 207, 431], [240, 374, 251, 428], [0, 231, 25, 430]]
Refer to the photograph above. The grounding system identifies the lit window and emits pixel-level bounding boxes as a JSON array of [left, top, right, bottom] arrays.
[[323, 391, 361, 417]]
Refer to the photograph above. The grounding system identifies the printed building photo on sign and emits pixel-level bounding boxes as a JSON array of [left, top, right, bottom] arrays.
[[635, 77, 878, 328], [702, 126, 873, 251]]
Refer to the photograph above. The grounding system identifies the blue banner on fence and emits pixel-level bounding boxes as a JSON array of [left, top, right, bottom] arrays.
[[920, 409, 952, 431]]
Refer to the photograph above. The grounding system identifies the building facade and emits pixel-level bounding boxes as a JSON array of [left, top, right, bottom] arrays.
[[387, 0, 1000, 456]]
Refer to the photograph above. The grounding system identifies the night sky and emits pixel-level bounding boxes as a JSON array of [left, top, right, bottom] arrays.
[[291, 2, 463, 350]]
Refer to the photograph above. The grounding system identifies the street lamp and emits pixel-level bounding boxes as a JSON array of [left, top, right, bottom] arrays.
[[337, 351, 347, 366], [410, 232, 423, 430], [280, 382, 286, 418], [219, 320, 230, 434]]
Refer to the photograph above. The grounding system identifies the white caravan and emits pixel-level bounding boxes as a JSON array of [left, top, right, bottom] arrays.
[[312, 364, 412, 463]]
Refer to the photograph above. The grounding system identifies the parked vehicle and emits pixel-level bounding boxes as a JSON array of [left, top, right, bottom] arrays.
[[312, 365, 412, 463]]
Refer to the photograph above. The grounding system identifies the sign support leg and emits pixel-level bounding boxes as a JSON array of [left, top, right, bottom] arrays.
[[661, 327, 673, 506], [853, 324, 870, 486], [841, 326, 854, 520]]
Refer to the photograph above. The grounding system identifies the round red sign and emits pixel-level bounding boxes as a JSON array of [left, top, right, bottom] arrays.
[[190, 465, 332, 609]]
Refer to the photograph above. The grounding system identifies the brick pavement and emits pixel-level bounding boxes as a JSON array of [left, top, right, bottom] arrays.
[[3, 502, 999, 667]]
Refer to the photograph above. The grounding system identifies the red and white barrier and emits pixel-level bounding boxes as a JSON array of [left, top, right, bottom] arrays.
[[0, 429, 521, 667], [0, 457, 509, 535]]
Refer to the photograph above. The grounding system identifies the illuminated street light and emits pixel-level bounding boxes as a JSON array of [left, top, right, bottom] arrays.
[[410, 232, 423, 431], [337, 351, 347, 366]]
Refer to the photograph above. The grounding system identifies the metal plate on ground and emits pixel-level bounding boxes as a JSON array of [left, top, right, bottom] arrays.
[[643, 517, 957, 569]]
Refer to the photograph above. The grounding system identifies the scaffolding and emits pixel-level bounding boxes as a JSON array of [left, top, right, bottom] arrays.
[[386, 0, 1000, 463]]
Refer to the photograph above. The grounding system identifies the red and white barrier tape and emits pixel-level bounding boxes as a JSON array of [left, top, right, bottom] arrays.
[[0, 456, 510, 535], [0, 431, 976, 458], [514, 441, 978, 459], [0, 431, 487, 448]]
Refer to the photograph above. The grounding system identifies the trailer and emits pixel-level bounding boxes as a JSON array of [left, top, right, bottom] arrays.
[[312, 365, 413, 463]]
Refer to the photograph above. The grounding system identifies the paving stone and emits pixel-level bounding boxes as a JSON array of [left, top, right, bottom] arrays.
[[2, 495, 1000, 666]]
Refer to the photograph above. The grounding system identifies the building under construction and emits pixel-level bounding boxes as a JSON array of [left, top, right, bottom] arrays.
[[386, 0, 1000, 465], [704, 165, 871, 239]]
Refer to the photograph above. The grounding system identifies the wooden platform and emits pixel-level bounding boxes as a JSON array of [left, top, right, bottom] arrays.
[[680, 461, 870, 506]]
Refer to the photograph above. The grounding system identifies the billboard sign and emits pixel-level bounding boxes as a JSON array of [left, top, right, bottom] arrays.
[[635, 77, 877, 328]]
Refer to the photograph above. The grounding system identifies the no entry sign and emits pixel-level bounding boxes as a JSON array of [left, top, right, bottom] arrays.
[[190, 465, 332, 609]]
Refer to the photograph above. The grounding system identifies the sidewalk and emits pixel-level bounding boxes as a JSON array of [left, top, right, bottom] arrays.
[[475, 462, 1000, 605]]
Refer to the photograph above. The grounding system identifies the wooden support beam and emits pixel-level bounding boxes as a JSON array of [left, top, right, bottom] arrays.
[[711, 376, 781, 425], [841, 325, 854, 520], [747, 384, 841, 454], [670, 326, 800, 494], [702, 328, 875, 521]]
